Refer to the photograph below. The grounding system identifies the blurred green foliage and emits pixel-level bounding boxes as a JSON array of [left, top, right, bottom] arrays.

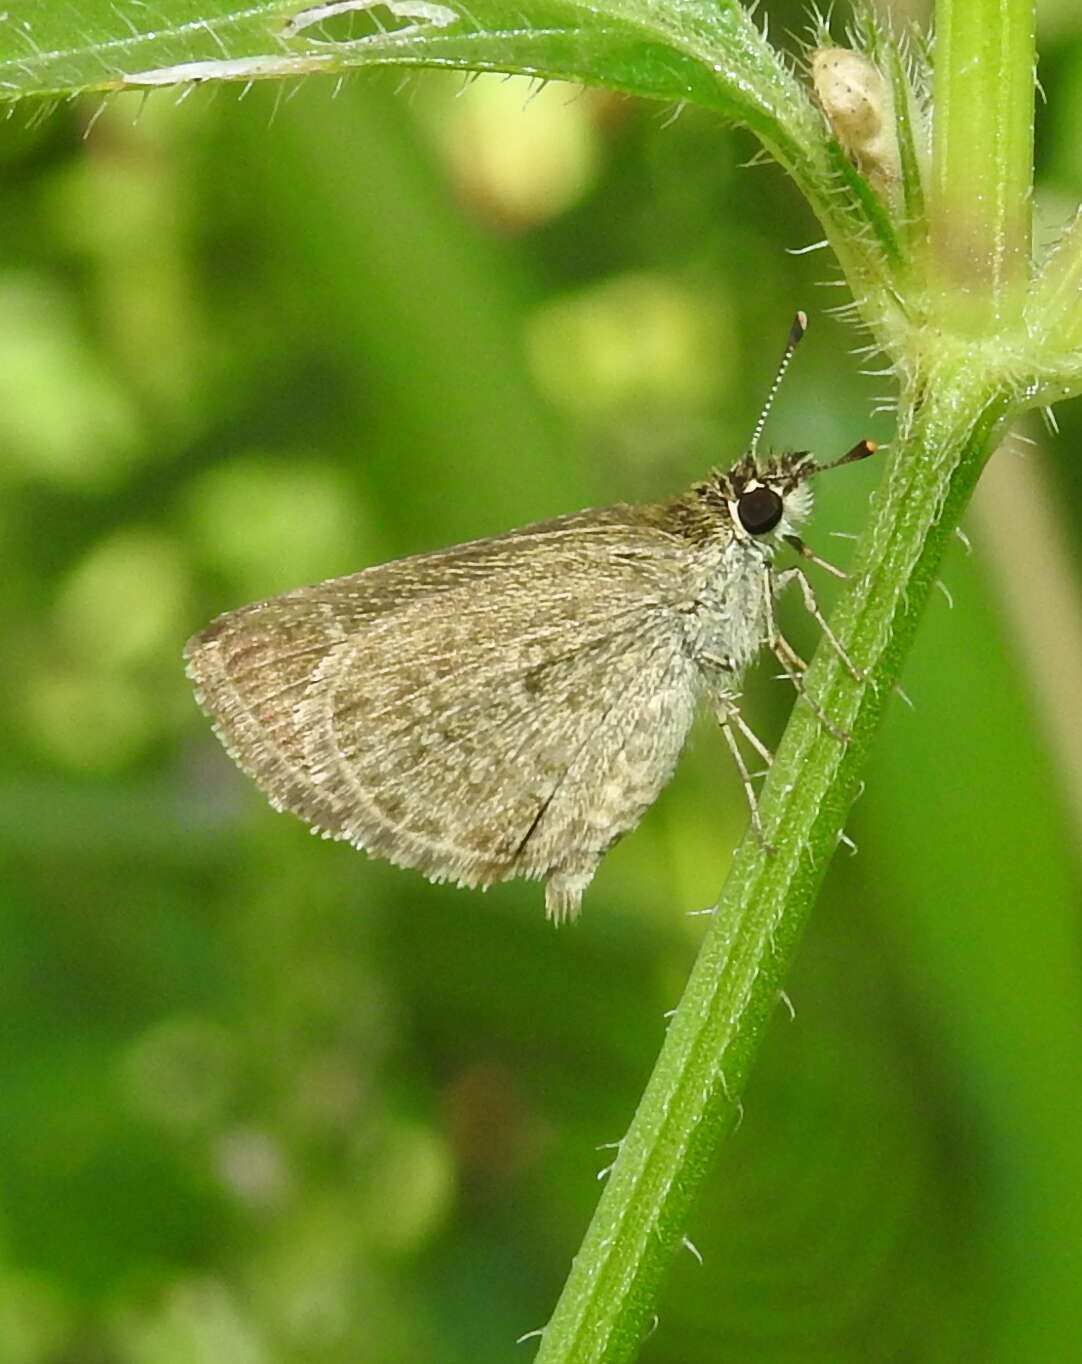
[[3, 3, 1082, 1360]]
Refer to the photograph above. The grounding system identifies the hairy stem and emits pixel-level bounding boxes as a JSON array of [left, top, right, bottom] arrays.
[[535, 368, 1015, 1364], [536, 0, 1041, 1351]]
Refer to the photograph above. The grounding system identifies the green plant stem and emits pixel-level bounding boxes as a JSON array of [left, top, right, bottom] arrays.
[[535, 0, 1040, 1356], [882, 34, 928, 261], [536, 367, 1015, 1364], [930, 0, 1035, 329]]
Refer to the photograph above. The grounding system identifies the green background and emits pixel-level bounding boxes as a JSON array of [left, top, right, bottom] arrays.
[[3, 2, 1082, 1359]]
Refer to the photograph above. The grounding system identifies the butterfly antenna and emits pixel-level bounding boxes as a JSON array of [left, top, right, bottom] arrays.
[[748, 310, 807, 461], [808, 437, 879, 476]]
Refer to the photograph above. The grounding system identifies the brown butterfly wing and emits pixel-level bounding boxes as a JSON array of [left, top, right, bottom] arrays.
[[186, 508, 647, 832], [186, 508, 699, 917]]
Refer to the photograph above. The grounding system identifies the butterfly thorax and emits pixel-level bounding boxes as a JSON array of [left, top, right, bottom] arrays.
[[679, 534, 774, 677]]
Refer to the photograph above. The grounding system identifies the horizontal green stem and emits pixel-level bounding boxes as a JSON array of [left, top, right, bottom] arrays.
[[535, 369, 1015, 1364], [0, 0, 903, 337]]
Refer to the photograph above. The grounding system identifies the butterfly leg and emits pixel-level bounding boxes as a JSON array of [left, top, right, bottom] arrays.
[[726, 701, 775, 770], [782, 533, 848, 581], [711, 693, 775, 852], [762, 574, 851, 743], [771, 637, 850, 743], [773, 566, 865, 683]]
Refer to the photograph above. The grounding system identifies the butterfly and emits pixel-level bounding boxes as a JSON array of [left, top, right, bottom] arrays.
[[186, 314, 875, 920]]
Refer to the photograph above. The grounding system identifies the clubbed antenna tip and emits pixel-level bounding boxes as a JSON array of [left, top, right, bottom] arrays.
[[809, 437, 879, 477], [842, 437, 878, 464]]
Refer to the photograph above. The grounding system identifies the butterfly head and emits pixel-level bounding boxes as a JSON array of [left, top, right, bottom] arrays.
[[713, 312, 877, 548], [724, 438, 878, 546], [721, 450, 817, 544]]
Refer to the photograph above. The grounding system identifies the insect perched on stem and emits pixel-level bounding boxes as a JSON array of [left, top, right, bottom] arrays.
[[186, 314, 876, 921]]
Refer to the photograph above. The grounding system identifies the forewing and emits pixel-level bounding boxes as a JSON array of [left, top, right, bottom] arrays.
[[185, 507, 643, 832], [186, 513, 699, 912]]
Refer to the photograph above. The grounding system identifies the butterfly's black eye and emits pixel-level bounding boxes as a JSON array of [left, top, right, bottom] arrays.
[[737, 486, 784, 535]]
